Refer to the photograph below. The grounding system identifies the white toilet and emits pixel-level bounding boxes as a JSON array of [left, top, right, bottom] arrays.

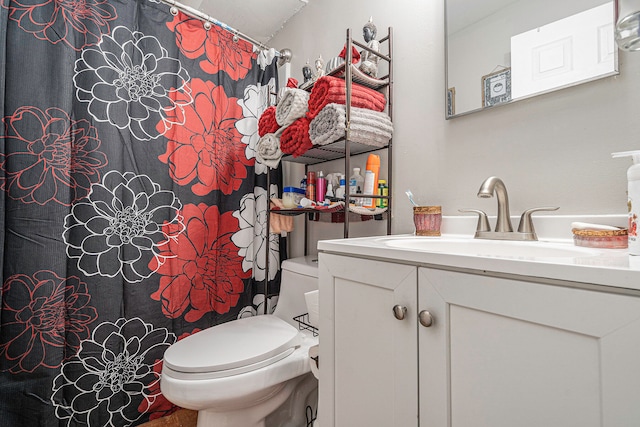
[[160, 256, 319, 427]]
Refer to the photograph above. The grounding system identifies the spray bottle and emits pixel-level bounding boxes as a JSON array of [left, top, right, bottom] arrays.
[[612, 150, 640, 255], [316, 171, 327, 203]]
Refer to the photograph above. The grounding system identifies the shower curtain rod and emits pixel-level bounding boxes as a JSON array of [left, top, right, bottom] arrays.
[[159, 0, 285, 57]]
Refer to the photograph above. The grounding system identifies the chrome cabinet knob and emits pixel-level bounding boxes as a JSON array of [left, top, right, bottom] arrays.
[[419, 310, 434, 327], [392, 305, 407, 320]]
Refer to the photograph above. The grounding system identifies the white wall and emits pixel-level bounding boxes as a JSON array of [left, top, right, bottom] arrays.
[[269, 0, 640, 256]]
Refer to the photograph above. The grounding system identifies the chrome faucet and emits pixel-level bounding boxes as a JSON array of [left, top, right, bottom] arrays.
[[460, 176, 559, 241], [477, 176, 513, 233]]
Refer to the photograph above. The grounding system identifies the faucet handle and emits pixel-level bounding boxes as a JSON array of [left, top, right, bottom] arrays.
[[517, 206, 560, 235], [459, 209, 491, 232]]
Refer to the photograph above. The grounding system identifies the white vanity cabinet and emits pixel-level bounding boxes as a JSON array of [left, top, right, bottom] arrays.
[[419, 267, 640, 427], [319, 252, 640, 427], [318, 253, 419, 426]]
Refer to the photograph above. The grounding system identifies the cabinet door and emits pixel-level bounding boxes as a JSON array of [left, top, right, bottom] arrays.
[[319, 253, 418, 427], [418, 267, 640, 427]]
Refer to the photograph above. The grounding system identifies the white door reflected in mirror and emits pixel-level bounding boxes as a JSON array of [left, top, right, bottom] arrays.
[[511, 3, 615, 99]]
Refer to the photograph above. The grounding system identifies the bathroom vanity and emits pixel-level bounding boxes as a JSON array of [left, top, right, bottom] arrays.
[[317, 230, 640, 427]]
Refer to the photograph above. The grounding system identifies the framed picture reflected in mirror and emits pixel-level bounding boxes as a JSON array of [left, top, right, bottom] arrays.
[[481, 67, 511, 107], [447, 87, 456, 116]]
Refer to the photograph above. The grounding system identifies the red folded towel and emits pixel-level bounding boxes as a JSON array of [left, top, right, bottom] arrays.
[[258, 106, 280, 137], [307, 76, 387, 118], [280, 117, 312, 157]]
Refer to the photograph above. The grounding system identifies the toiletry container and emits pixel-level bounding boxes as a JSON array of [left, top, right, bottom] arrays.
[[349, 168, 364, 205], [613, 150, 640, 255], [335, 175, 346, 200], [306, 171, 316, 202], [325, 181, 334, 198], [377, 180, 388, 208], [317, 171, 327, 203], [283, 187, 305, 208], [362, 154, 380, 208], [616, 0, 640, 50]]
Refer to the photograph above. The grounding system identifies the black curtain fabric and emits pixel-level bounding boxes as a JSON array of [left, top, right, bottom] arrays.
[[0, 0, 283, 425]]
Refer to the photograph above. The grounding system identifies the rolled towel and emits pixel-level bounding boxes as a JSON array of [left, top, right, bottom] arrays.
[[256, 130, 284, 169], [280, 117, 312, 158], [308, 103, 346, 146], [258, 106, 280, 137], [309, 103, 393, 147], [276, 88, 310, 127], [307, 75, 386, 118]]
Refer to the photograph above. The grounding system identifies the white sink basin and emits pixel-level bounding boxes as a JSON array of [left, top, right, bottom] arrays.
[[380, 236, 601, 259]]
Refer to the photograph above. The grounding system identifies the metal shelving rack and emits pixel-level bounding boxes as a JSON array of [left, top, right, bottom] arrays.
[[264, 27, 393, 306]]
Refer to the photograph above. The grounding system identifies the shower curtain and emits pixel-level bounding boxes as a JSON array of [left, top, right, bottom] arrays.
[[0, 0, 283, 425]]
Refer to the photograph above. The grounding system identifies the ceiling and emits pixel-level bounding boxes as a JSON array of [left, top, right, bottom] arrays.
[[178, 0, 310, 44]]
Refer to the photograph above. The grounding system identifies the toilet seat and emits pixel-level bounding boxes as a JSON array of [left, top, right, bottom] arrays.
[[163, 315, 303, 380]]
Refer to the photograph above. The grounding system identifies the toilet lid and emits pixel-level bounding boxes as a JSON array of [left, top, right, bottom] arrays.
[[163, 315, 302, 378]]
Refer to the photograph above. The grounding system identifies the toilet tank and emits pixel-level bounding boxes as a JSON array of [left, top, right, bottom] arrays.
[[274, 256, 318, 327]]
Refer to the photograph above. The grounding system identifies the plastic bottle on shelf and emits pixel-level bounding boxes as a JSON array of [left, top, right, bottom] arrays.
[[334, 175, 346, 200], [362, 154, 380, 208], [377, 179, 388, 208], [317, 171, 327, 203], [326, 181, 334, 198], [306, 171, 316, 202], [349, 168, 365, 205]]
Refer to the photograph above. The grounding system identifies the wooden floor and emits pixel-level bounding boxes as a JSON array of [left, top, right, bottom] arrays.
[[139, 409, 198, 427]]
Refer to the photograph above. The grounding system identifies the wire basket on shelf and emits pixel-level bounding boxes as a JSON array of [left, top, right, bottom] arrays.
[[293, 313, 318, 337]]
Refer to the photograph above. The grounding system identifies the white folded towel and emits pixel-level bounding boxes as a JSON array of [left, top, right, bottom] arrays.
[[256, 130, 283, 169], [275, 88, 309, 127], [309, 103, 393, 147]]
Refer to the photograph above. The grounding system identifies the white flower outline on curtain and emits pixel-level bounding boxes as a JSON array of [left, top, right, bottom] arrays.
[[235, 78, 277, 175], [50, 317, 176, 426], [63, 170, 185, 283], [237, 294, 279, 318], [74, 26, 192, 141], [231, 185, 280, 282]]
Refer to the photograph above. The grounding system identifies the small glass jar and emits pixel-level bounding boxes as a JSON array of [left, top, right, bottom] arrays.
[[572, 228, 628, 249], [413, 206, 442, 236], [283, 187, 305, 208]]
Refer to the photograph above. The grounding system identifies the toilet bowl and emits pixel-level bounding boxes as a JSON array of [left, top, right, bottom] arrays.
[[160, 256, 319, 427]]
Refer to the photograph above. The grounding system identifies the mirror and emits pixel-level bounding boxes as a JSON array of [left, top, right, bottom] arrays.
[[445, 0, 618, 118]]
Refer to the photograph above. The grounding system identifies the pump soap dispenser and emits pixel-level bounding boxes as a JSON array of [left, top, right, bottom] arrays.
[[612, 150, 640, 255]]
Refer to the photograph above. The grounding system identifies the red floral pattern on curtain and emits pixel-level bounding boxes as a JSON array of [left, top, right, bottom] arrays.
[[0, 271, 97, 374], [167, 13, 256, 80], [159, 78, 253, 195], [0, 106, 108, 205], [0, 1, 281, 425], [151, 203, 251, 322], [7, 0, 118, 50]]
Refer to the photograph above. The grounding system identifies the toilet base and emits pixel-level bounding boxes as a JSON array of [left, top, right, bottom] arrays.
[[195, 376, 305, 427], [266, 373, 318, 427]]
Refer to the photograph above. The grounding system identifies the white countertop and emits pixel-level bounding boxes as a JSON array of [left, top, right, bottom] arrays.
[[317, 215, 640, 292]]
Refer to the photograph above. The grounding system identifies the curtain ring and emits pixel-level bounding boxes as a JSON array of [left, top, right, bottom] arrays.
[[232, 33, 239, 43], [203, 21, 212, 30], [170, 6, 179, 16]]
